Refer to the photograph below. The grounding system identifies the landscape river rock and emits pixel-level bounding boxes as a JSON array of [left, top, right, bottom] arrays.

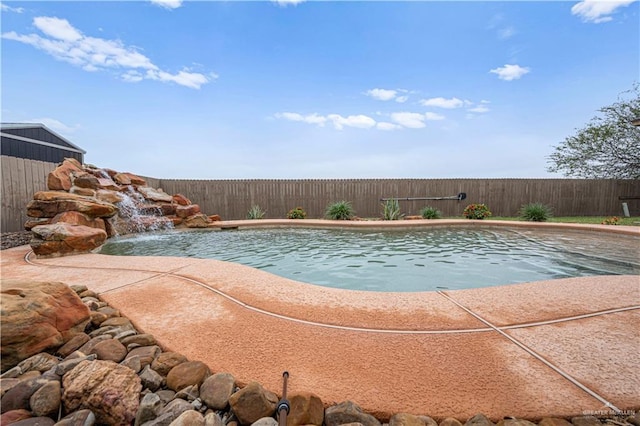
[[25, 158, 220, 257]]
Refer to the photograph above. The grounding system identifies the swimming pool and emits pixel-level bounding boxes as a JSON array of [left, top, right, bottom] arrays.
[[98, 226, 639, 292]]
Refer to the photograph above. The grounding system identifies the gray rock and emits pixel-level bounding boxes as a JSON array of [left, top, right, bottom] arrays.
[[1, 366, 23, 379], [570, 418, 602, 426], [55, 355, 97, 376], [76, 335, 112, 355], [465, 414, 494, 426], [17, 354, 60, 374], [56, 409, 96, 426], [204, 412, 224, 426], [126, 345, 162, 369], [140, 365, 164, 392], [175, 384, 199, 402], [168, 410, 205, 426], [156, 390, 176, 405], [121, 334, 157, 347], [441, 419, 463, 426], [29, 380, 60, 417], [0, 377, 49, 413], [89, 338, 128, 363], [10, 417, 55, 425], [57, 333, 91, 358], [228, 382, 278, 426], [324, 401, 381, 426], [251, 417, 278, 426], [157, 398, 193, 424], [200, 372, 235, 410], [135, 392, 163, 426], [121, 355, 143, 374]]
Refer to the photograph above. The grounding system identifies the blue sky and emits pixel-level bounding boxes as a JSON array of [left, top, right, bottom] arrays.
[[2, 0, 638, 179]]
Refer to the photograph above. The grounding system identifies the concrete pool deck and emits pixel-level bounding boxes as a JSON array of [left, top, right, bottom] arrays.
[[1, 220, 639, 421]]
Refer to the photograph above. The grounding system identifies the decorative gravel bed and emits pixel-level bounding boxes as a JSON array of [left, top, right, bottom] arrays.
[[1, 232, 32, 250]]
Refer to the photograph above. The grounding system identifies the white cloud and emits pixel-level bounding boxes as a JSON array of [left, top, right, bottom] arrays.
[[275, 112, 327, 126], [1, 4, 25, 13], [489, 64, 530, 81], [327, 114, 376, 130], [390, 112, 427, 129], [571, 0, 637, 23], [498, 26, 516, 39], [365, 88, 398, 101], [2, 16, 214, 89], [467, 105, 490, 113], [275, 112, 376, 130], [395, 96, 409, 103], [33, 16, 82, 41], [271, 0, 306, 6], [150, 0, 183, 9], [419, 97, 469, 109], [424, 112, 445, 120], [376, 122, 403, 131]]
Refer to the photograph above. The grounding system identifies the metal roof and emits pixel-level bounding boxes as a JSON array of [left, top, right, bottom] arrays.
[[1, 122, 86, 154]]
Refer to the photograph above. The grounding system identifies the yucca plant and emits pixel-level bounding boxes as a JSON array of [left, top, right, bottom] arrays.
[[325, 201, 355, 220], [382, 198, 403, 220], [519, 202, 553, 222], [420, 206, 441, 219], [247, 205, 266, 220]]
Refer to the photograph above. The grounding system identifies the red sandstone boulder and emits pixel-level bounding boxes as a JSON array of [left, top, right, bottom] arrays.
[[27, 191, 118, 219], [73, 173, 100, 190], [176, 204, 201, 218], [183, 213, 212, 228], [69, 186, 96, 197], [96, 177, 121, 191], [52, 211, 106, 232], [47, 158, 83, 191], [62, 360, 142, 425], [30, 223, 108, 256], [95, 189, 124, 204], [24, 218, 52, 231], [173, 194, 191, 206], [121, 172, 146, 186], [112, 173, 132, 185], [137, 186, 173, 203], [0, 280, 90, 372]]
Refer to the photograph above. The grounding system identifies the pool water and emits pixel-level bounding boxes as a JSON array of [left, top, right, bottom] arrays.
[[98, 227, 639, 292]]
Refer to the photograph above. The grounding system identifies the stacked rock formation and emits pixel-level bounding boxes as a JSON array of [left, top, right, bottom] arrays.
[[25, 158, 219, 257], [3, 279, 639, 426]]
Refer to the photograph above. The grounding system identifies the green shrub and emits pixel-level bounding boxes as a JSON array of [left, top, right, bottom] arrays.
[[519, 202, 552, 222], [382, 198, 403, 220], [463, 203, 492, 220], [247, 205, 266, 220], [287, 207, 306, 219], [325, 201, 354, 220], [420, 206, 441, 219]]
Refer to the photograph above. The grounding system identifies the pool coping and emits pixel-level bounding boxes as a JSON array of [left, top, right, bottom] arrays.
[[1, 220, 639, 421]]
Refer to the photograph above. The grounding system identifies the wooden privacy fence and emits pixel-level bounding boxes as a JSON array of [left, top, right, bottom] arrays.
[[2, 156, 639, 232], [156, 178, 640, 221], [1, 156, 57, 233]]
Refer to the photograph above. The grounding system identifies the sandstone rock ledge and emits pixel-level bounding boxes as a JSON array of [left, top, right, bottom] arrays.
[[1, 280, 638, 426]]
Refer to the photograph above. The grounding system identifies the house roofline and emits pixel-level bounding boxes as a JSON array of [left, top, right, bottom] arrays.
[[0, 122, 87, 154]]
